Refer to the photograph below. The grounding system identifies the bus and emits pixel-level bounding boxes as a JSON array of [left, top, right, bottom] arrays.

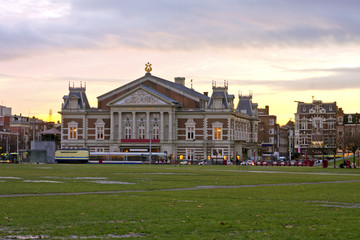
[[0, 153, 18, 163], [55, 149, 90, 163], [89, 152, 168, 164]]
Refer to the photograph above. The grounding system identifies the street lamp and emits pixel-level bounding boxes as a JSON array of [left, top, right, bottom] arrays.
[[149, 130, 152, 165]]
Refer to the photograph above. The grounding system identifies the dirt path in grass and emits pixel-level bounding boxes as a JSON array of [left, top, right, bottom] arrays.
[[1, 179, 359, 198]]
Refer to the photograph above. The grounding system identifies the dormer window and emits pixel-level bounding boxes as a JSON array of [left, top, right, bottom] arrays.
[[348, 115, 353, 123], [338, 116, 343, 125], [214, 97, 223, 108]]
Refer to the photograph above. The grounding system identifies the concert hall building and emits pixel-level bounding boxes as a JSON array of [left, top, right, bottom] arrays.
[[59, 64, 260, 163]]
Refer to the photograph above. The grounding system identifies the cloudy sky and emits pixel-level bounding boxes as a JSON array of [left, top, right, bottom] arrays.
[[1, 0, 360, 125]]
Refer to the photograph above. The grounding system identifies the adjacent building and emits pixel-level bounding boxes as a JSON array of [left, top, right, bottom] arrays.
[[257, 105, 280, 160], [294, 100, 338, 156]]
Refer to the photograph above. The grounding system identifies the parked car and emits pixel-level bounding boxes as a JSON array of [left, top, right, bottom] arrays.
[[180, 160, 190, 165]]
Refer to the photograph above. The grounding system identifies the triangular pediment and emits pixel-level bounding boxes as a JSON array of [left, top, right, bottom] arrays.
[[108, 87, 170, 106]]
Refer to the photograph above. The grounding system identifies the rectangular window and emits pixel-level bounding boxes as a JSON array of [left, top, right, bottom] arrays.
[[269, 119, 274, 125], [186, 126, 195, 140], [152, 124, 159, 139], [186, 148, 195, 160], [125, 124, 131, 139], [96, 126, 104, 140], [138, 124, 145, 139], [69, 126, 77, 140], [95, 148, 104, 153], [213, 127, 222, 140], [212, 148, 223, 157], [269, 128, 274, 134]]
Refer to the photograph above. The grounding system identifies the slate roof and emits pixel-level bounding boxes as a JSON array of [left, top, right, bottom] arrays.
[[63, 87, 90, 109], [208, 91, 229, 109], [139, 85, 182, 106], [98, 73, 210, 102], [236, 96, 254, 115], [296, 101, 337, 114]]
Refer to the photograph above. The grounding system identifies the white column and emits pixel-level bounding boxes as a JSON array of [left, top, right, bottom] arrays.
[[147, 112, 150, 139], [160, 111, 164, 140], [118, 112, 122, 140], [169, 110, 173, 140], [132, 112, 136, 139], [110, 111, 114, 140]]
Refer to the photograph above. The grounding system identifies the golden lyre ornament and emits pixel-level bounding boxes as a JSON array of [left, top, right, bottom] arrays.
[[145, 62, 152, 73]]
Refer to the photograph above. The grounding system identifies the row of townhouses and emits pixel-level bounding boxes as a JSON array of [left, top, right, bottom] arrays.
[[0, 105, 60, 155]]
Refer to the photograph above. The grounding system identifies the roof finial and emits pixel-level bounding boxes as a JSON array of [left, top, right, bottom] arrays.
[[145, 62, 152, 74]]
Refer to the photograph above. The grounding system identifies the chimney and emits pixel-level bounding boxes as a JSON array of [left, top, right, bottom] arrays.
[[174, 77, 185, 86], [203, 92, 208, 97]]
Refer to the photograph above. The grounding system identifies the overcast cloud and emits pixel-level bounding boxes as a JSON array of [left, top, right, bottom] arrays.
[[1, 0, 360, 123], [1, 0, 360, 59]]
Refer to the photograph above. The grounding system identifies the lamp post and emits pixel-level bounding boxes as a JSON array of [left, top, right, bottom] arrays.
[[149, 130, 152, 165]]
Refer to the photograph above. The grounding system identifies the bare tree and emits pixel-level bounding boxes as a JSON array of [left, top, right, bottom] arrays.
[[343, 134, 360, 167]]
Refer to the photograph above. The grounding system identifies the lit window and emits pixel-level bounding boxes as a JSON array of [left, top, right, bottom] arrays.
[[68, 121, 78, 140], [213, 127, 222, 140], [212, 121, 223, 140], [212, 148, 223, 157], [69, 126, 77, 139]]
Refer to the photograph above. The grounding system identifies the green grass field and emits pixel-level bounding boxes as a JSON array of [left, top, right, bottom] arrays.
[[0, 164, 359, 239]]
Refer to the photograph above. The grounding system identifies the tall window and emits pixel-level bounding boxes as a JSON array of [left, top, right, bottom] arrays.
[[138, 123, 145, 139], [338, 116, 343, 125], [125, 123, 131, 139], [269, 119, 274, 125], [68, 121, 78, 140], [69, 126, 77, 139], [186, 148, 195, 160], [153, 124, 159, 139], [213, 127, 222, 140], [95, 119, 105, 140], [185, 119, 196, 140], [96, 126, 104, 140], [187, 126, 195, 140]]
